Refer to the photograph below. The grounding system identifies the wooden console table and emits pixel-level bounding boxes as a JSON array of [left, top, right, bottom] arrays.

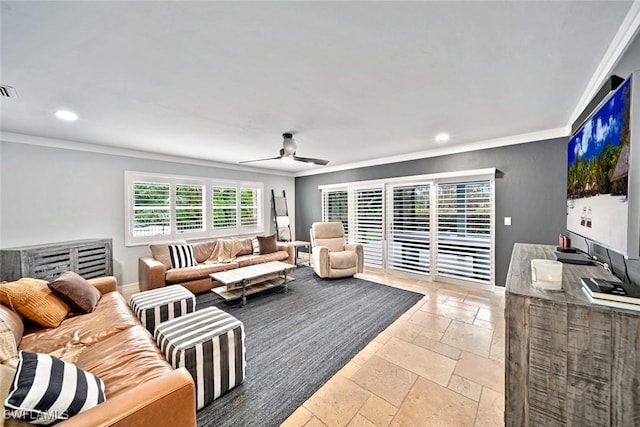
[[0, 239, 113, 282], [506, 243, 640, 426]]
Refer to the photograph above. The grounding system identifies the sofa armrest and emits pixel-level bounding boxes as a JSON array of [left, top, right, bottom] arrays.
[[58, 368, 196, 427], [88, 276, 117, 295], [345, 244, 364, 273], [311, 246, 330, 278], [138, 256, 167, 291], [276, 242, 295, 265]]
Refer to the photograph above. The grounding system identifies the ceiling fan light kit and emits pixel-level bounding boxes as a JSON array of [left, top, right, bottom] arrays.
[[240, 132, 329, 166]]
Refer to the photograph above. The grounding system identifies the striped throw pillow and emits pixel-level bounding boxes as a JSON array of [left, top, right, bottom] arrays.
[[167, 244, 197, 269], [5, 351, 105, 425]]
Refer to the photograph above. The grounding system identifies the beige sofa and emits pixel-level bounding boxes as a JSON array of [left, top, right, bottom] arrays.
[[138, 237, 295, 294], [0, 276, 196, 426]]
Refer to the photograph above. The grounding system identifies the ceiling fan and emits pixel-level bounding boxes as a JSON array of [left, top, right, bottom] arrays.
[[240, 133, 329, 166]]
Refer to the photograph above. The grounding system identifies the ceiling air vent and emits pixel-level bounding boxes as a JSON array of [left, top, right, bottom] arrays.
[[0, 85, 18, 98]]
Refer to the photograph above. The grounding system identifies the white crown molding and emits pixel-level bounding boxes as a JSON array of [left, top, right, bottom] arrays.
[[294, 126, 568, 178], [0, 131, 296, 178], [568, 0, 640, 128]]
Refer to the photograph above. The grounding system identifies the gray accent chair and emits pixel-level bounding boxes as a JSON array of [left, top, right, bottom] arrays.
[[310, 222, 364, 278]]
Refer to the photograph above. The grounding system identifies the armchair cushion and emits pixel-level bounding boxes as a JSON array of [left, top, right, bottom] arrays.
[[329, 251, 358, 269]]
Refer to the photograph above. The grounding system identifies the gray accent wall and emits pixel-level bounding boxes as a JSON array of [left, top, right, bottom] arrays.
[[0, 141, 295, 286], [295, 137, 568, 286]]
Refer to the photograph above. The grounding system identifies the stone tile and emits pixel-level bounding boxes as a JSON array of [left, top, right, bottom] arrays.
[[351, 355, 417, 407], [419, 302, 478, 324], [352, 341, 384, 366], [473, 318, 495, 330], [463, 294, 494, 309], [377, 338, 456, 387], [454, 351, 505, 393], [282, 406, 313, 427], [373, 331, 392, 346], [475, 387, 505, 427], [447, 374, 482, 401], [305, 416, 328, 427], [358, 394, 397, 427], [443, 299, 481, 313], [347, 414, 377, 427], [408, 310, 452, 332], [391, 377, 478, 427], [413, 333, 462, 360], [437, 288, 469, 302], [382, 319, 422, 343], [476, 306, 503, 323], [304, 375, 370, 427], [339, 361, 361, 379], [441, 320, 493, 357], [489, 332, 505, 363]]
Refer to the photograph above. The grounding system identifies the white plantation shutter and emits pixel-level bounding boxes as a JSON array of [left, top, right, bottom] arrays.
[[436, 180, 493, 285], [240, 188, 260, 227], [132, 182, 171, 237], [351, 187, 384, 268], [387, 184, 431, 275], [125, 172, 264, 245], [176, 184, 205, 233], [212, 187, 237, 229], [322, 190, 349, 241]]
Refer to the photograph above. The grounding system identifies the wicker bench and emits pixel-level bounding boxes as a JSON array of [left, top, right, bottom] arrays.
[[154, 307, 245, 409]]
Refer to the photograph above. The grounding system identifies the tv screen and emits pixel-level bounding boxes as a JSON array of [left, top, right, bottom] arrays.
[[567, 75, 631, 256]]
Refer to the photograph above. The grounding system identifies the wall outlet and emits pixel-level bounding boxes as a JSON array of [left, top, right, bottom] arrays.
[[504, 217, 512, 226]]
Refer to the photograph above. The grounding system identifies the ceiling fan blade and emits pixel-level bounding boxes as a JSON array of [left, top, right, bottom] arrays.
[[239, 156, 282, 164], [293, 155, 329, 166]]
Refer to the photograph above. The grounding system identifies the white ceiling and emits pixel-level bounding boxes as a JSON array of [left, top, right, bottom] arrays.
[[0, 1, 638, 175]]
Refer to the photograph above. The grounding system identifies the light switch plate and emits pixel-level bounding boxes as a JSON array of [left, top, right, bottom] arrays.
[[504, 217, 512, 226]]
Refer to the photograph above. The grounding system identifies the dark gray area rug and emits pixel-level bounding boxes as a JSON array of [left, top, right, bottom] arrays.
[[195, 267, 422, 427]]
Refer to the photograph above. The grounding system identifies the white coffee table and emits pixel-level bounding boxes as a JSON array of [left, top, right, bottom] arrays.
[[210, 261, 296, 307]]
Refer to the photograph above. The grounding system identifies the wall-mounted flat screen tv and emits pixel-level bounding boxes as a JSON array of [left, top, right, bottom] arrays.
[[567, 72, 640, 259]]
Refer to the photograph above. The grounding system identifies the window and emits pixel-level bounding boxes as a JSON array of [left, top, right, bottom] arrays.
[[436, 180, 492, 285], [176, 184, 205, 233], [351, 187, 384, 269], [212, 187, 237, 229], [322, 190, 349, 240], [240, 188, 260, 227], [387, 184, 431, 275], [132, 182, 170, 238], [319, 168, 495, 289], [125, 172, 263, 245]]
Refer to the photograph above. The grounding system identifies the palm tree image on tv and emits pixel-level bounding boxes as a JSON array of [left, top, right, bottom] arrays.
[[566, 76, 631, 253]]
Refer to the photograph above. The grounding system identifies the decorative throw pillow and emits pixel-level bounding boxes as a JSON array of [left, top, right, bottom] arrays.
[[5, 351, 105, 425], [257, 234, 278, 255], [48, 271, 102, 314], [251, 237, 260, 255], [167, 244, 197, 269], [0, 318, 19, 369], [149, 240, 187, 269], [0, 278, 70, 328]]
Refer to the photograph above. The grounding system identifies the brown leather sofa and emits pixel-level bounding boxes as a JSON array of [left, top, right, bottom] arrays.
[[0, 276, 196, 426], [138, 237, 295, 294]]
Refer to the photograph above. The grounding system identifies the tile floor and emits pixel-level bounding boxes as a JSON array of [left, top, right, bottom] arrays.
[[281, 271, 506, 427]]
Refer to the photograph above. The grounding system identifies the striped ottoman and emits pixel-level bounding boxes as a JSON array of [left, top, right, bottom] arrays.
[[154, 307, 245, 409], [129, 285, 195, 334]]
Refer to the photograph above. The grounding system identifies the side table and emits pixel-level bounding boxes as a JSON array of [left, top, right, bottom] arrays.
[[287, 241, 310, 266]]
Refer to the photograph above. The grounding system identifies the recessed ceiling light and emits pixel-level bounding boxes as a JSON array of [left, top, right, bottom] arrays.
[[435, 133, 450, 143], [55, 110, 78, 121]]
